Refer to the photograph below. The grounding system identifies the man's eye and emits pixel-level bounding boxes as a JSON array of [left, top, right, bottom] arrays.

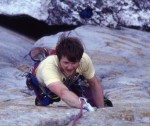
[[64, 62, 69, 64]]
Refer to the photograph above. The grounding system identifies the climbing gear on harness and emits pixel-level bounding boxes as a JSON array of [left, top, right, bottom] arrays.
[[79, 97, 95, 112], [26, 72, 34, 90], [29, 47, 49, 62], [32, 78, 60, 106], [63, 72, 113, 107], [63, 73, 89, 97], [63, 73, 96, 106], [27, 72, 60, 106]]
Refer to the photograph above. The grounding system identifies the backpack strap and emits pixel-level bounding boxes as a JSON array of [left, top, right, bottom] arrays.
[[32, 62, 40, 76]]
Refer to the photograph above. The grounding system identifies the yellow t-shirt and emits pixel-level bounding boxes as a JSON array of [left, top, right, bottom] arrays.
[[36, 53, 95, 86]]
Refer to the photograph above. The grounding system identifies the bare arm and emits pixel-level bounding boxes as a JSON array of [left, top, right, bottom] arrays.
[[87, 75, 104, 108], [47, 82, 81, 108]]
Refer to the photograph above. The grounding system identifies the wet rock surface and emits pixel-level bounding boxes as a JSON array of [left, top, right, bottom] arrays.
[[0, 25, 150, 126]]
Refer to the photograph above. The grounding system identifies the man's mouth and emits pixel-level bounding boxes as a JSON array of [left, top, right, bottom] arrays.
[[66, 70, 73, 73], [65, 70, 74, 75]]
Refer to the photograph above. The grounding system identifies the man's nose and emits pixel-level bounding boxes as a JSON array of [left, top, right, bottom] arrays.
[[67, 64, 74, 69]]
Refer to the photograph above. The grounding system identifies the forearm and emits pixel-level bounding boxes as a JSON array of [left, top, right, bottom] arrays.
[[48, 83, 81, 108], [91, 82, 104, 108], [60, 89, 81, 108], [88, 76, 104, 108]]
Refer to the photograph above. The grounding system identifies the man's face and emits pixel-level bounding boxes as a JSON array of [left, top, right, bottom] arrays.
[[59, 56, 79, 76]]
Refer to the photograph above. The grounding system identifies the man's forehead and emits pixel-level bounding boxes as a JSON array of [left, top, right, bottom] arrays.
[[61, 56, 68, 60], [60, 56, 79, 63]]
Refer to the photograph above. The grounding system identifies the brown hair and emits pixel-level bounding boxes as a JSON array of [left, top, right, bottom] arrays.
[[56, 33, 84, 62]]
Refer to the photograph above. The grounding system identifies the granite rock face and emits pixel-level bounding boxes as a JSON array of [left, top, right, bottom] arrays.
[[0, 25, 150, 126], [0, 0, 150, 29]]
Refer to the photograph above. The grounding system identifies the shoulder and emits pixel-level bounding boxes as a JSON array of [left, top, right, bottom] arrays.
[[44, 54, 57, 61], [41, 55, 58, 65], [81, 52, 92, 63], [37, 55, 58, 71], [78, 52, 95, 79], [79, 52, 93, 70], [36, 55, 62, 86]]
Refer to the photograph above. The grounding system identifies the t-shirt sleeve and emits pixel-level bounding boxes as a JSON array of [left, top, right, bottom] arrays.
[[36, 56, 62, 87], [41, 63, 61, 86], [80, 53, 95, 79]]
